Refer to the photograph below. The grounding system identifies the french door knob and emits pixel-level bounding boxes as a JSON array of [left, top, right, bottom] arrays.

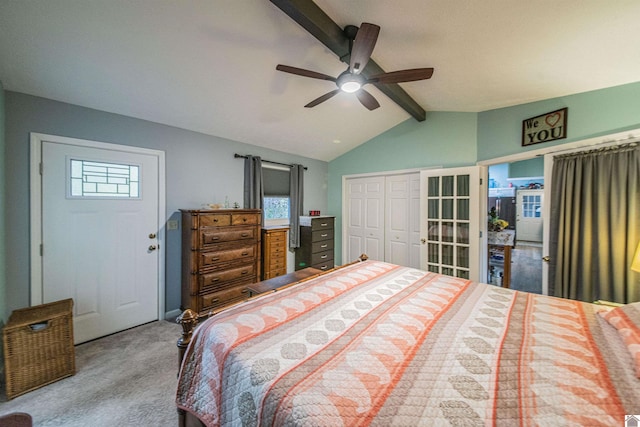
[[542, 256, 550, 262]]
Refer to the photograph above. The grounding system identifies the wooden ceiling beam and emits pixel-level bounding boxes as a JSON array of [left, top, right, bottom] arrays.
[[269, 0, 427, 122]]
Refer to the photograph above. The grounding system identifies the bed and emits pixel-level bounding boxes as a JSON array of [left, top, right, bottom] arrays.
[[175, 257, 640, 426]]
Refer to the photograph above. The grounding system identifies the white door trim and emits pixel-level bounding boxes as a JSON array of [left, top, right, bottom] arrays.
[[29, 132, 167, 319], [477, 127, 640, 294]]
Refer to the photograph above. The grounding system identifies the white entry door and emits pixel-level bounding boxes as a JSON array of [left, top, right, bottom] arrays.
[[516, 189, 544, 242], [345, 176, 385, 262], [33, 134, 163, 343], [420, 166, 485, 282]]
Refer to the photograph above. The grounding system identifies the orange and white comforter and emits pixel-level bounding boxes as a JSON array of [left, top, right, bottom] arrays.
[[176, 260, 640, 426]]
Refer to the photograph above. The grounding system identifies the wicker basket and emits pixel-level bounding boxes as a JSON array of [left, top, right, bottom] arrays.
[[3, 299, 75, 399]]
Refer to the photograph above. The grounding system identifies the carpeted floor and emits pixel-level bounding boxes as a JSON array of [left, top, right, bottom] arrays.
[[0, 320, 181, 426]]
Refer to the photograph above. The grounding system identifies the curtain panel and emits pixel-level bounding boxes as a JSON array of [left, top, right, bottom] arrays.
[[243, 155, 263, 213], [289, 164, 304, 249], [548, 143, 640, 303]]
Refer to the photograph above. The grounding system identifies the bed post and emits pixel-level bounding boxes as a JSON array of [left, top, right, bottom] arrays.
[[176, 309, 198, 369]]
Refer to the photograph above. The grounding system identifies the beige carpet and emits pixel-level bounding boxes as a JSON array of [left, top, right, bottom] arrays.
[[0, 320, 181, 426]]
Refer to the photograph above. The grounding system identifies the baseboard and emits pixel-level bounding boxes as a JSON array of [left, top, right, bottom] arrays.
[[165, 308, 181, 320]]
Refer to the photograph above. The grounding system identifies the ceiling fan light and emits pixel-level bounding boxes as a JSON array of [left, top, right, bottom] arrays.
[[340, 81, 361, 93]]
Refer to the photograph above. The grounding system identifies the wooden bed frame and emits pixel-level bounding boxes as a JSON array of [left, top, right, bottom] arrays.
[[175, 255, 368, 427]]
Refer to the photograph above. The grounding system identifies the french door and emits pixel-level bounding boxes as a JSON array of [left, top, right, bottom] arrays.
[[420, 166, 486, 281]]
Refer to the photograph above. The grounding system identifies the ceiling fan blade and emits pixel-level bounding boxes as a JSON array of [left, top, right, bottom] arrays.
[[304, 89, 341, 108], [367, 68, 434, 84], [276, 64, 336, 82], [349, 23, 380, 75], [355, 89, 380, 111]]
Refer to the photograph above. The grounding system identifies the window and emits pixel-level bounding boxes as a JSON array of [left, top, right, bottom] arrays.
[[69, 158, 140, 198], [263, 166, 290, 225]]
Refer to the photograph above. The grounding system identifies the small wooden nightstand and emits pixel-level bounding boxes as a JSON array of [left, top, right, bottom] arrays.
[[248, 267, 323, 296]]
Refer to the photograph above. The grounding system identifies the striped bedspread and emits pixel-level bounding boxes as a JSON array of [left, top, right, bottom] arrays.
[[176, 260, 640, 426]]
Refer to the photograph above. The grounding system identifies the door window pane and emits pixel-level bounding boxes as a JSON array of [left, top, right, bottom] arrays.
[[428, 177, 439, 197], [70, 159, 140, 198]]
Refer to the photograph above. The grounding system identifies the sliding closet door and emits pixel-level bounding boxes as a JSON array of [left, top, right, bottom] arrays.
[[385, 173, 420, 268], [420, 167, 485, 281], [345, 176, 385, 262]]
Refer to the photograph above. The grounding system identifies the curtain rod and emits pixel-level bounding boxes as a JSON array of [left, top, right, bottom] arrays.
[[234, 153, 308, 170]]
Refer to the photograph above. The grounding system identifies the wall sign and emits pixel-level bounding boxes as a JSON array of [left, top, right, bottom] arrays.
[[522, 107, 567, 146]]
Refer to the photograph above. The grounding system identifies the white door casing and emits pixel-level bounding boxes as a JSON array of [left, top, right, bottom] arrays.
[[30, 133, 166, 344]]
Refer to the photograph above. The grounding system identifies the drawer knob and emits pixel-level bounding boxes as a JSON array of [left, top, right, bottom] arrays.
[[241, 270, 248, 275], [213, 218, 218, 222], [320, 244, 328, 248], [242, 252, 249, 256], [321, 255, 327, 259], [241, 233, 249, 237], [321, 234, 328, 237]]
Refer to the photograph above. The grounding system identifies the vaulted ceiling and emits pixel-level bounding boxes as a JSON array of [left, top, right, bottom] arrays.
[[1, 0, 639, 161]]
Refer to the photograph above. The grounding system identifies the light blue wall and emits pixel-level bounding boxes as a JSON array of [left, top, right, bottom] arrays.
[[478, 81, 640, 160], [4, 91, 329, 316], [0, 81, 6, 324], [328, 112, 478, 263]]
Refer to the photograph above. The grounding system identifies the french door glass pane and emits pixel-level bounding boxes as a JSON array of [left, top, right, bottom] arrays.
[[442, 199, 454, 219], [428, 200, 439, 219], [457, 175, 470, 197], [428, 177, 439, 197], [442, 176, 454, 197], [457, 199, 469, 220]]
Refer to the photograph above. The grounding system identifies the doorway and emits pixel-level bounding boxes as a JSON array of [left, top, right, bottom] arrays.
[[488, 160, 543, 294], [30, 133, 166, 343]]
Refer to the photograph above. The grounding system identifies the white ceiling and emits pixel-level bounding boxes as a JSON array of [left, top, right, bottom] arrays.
[[1, 1, 640, 161]]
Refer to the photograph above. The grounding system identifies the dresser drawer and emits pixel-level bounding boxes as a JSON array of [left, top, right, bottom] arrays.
[[200, 264, 256, 290], [311, 239, 333, 253], [311, 229, 333, 242], [311, 249, 333, 266], [201, 227, 257, 245], [312, 261, 334, 271], [232, 213, 260, 226], [200, 245, 255, 268], [199, 214, 231, 227], [310, 217, 334, 231], [199, 286, 250, 312]]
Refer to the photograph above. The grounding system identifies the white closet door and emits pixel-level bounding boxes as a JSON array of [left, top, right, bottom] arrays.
[[345, 176, 385, 262], [385, 173, 420, 267]]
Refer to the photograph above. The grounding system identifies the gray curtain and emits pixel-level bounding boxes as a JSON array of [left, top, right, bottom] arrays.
[[289, 164, 304, 249], [243, 155, 263, 212], [548, 143, 640, 303]]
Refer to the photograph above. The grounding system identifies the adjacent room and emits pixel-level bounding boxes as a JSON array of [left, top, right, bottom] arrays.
[[1, 1, 639, 426]]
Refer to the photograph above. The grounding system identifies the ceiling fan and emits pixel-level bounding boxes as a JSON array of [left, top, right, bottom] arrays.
[[276, 23, 434, 111]]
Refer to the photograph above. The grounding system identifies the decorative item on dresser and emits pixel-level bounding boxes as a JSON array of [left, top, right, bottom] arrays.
[[261, 226, 288, 280], [180, 209, 261, 315], [294, 215, 334, 271]]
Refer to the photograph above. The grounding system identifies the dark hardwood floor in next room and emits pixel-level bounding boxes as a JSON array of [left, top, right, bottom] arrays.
[[509, 242, 543, 294]]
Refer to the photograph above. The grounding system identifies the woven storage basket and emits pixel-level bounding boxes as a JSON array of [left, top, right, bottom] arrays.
[[3, 298, 75, 399]]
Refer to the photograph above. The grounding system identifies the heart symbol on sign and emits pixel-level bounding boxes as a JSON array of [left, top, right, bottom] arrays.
[[545, 112, 561, 127]]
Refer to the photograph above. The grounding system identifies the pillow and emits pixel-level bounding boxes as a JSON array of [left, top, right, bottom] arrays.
[[598, 302, 640, 378]]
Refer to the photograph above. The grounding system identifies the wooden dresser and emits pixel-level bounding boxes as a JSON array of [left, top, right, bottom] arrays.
[[180, 209, 261, 315], [261, 226, 288, 280], [295, 216, 335, 271]]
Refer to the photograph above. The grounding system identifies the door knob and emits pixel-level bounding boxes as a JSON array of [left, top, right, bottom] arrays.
[[542, 256, 550, 262], [148, 245, 157, 251], [149, 233, 156, 239], [421, 238, 426, 244]]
